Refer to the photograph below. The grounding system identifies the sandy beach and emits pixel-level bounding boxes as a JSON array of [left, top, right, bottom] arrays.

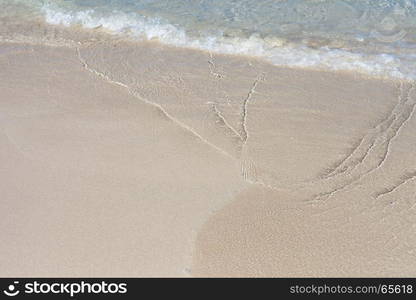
[[1, 14, 416, 277]]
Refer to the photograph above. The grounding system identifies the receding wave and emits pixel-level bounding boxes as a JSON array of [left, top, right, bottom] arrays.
[[24, 2, 416, 80]]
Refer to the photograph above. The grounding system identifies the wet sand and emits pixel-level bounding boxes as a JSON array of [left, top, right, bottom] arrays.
[[1, 22, 415, 277]]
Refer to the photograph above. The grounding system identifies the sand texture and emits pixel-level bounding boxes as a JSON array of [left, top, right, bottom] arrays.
[[1, 23, 416, 276]]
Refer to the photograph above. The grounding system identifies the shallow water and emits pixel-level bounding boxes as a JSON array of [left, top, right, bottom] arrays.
[[2, 0, 416, 79]]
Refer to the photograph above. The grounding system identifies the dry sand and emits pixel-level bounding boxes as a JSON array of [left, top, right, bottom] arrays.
[[1, 22, 416, 277]]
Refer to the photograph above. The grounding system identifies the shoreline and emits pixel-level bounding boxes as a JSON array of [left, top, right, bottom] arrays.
[[1, 8, 414, 82], [1, 20, 416, 277]]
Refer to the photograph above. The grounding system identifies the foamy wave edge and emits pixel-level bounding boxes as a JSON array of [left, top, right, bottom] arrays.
[[41, 4, 414, 81]]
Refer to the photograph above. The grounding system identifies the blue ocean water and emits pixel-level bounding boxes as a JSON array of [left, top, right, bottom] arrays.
[[3, 0, 416, 79]]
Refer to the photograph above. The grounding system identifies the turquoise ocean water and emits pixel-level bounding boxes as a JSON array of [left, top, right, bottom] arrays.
[[2, 0, 416, 79]]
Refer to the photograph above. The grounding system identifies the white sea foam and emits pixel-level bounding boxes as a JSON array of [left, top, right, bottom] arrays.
[[41, 4, 415, 80]]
